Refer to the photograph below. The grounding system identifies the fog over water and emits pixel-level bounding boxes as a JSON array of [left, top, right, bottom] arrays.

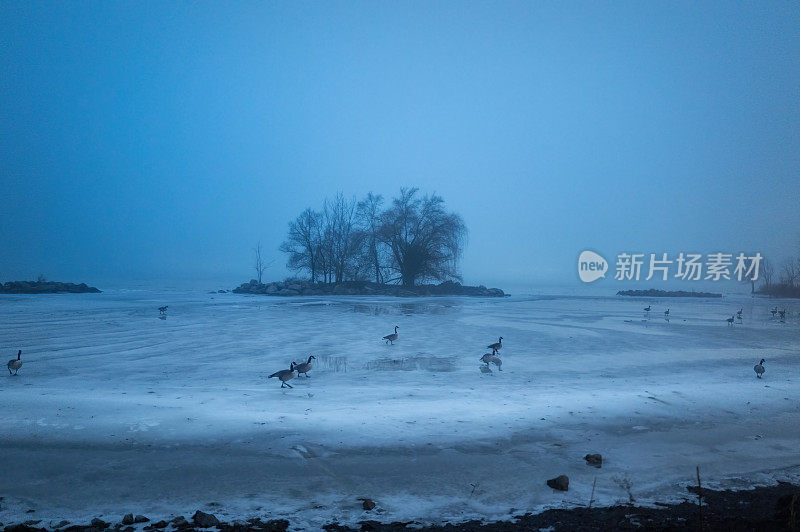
[[2, 3, 799, 292]]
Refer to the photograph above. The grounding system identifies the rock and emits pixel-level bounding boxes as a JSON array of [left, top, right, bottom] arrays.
[[266, 284, 278, 294], [121, 514, 134, 525], [192, 510, 220, 528], [584, 453, 603, 468], [91, 518, 109, 529], [547, 475, 569, 491], [251, 519, 289, 531], [144, 520, 169, 530], [360, 498, 376, 510], [0, 280, 102, 294], [170, 516, 189, 529], [134, 515, 149, 523], [277, 288, 299, 296], [52, 521, 70, 529]]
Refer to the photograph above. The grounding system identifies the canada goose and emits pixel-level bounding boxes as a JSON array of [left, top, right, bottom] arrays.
[[382, 326, 399, 345], [737, 308, 743, 317], [726, 315, 735, 326], [269, 363, 297, 388], [664, 309, 670, 317], [487, 337, 503, 354], [158, 306, 168, 314], [293, 355, 316, 377], [644, 306, 651, 312], [754, 358, 765, 378], [771, 307, 777, 317], [778, 309, 786, 321], [7, 350, 22, 375], [480, 353, 502, 370]]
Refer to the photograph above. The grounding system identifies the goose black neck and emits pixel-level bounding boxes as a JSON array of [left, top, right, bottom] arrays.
[[17, 350, 21, 360]]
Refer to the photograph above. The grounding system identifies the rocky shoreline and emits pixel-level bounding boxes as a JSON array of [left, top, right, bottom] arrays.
[[232, 279, 506, 298], [0, 281, 102, 294], [3, 482, 799, 531]]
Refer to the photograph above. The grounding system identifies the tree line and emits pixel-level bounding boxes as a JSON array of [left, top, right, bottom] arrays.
[[278, 188, 467, 287], [758, 254, 800, 297]]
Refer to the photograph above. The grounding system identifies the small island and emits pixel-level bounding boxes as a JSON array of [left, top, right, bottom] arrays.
[[239, 189, 507, 299], [233, 279, 506, 297], [617, 288, 721, 298], [0, 280, 102, 294]]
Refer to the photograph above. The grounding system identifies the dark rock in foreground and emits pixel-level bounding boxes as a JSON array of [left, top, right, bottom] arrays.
[[360, 498, 376, 511], [191, 511, 220, 528], [0, 281, 101, 294], [546, 475, 569, 491], [584, 453, 603, 468], [617, 288, 721, 298], [233, 279, 506, 298]]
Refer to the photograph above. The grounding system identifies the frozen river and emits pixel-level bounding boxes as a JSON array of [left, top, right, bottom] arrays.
[[1, 289, 799, 529]]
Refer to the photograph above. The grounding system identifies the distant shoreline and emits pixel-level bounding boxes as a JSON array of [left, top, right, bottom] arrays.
[[232, 279, 507, 297], [0, 280, 102, 294], [617, 288, 722, 298]]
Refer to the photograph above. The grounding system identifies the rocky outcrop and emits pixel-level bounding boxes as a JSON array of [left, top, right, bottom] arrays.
[[0, 281, 102, 294], [232, 279, 507, 298]]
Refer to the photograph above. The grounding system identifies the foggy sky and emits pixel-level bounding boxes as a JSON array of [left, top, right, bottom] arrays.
[[2, 2, 799, 290]]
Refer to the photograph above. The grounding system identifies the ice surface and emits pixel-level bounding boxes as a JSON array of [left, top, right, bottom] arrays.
[[1, 290, 799, 529]]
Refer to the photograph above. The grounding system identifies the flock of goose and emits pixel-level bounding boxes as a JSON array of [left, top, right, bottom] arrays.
[[266, 328, 507, 387], [644, 304, 791, 327], [268, 355, 316, 388], [5, 302, 790, 382]]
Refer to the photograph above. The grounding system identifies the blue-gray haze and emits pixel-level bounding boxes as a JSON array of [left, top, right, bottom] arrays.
[[2, 2, 798, 292]]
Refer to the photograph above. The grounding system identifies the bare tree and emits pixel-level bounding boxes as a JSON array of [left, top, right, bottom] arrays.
[[379, 188, 467, 287], [760, 258, 774, 288], [280, 208, 322, 282], [313, 193, 365, 283], [357, 192, 385, 284], [253, 242, 272, 284], [780, 257, 799, 287]]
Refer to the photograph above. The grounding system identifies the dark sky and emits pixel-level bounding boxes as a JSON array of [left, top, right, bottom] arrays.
[[2, 2, 799, 289]]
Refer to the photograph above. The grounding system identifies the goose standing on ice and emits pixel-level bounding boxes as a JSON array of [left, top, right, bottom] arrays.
[[778, 309, 786, 322], [269, 363, 297, 388], [726, 315, 735, 326], [664, 309, 670, 317], [293, 355, 316, 378], [480, 353, 502, 370], [737, 308, 743, 318], [7, 350, 22, 375], [754, 358, 765, 379], [487, 337, 503, 354], [383, 326, 399, 345], [158, 306, 168, 314], [644, 305, 651, 314], [771, 307, 778, 317]]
